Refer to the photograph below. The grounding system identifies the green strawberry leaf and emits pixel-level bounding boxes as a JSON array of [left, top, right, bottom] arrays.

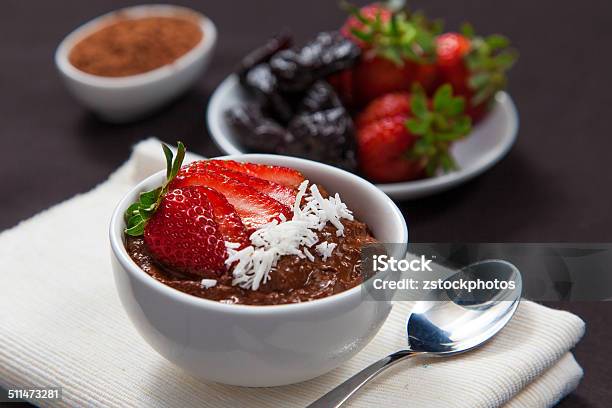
[[350, 27, 373, 43], [124, 142, 186, 237], [410, 87, 428, 118], [461, 22, 475, 39], [404, 85, 472, 176], [468, 72, 491, 90], [433, 84, 452, 112], [126, 218, 146, 236], [139, 188, 161, 207], [486, 34, 510, 50], [124, 202, 140, 223], [406, 118, 429, 135], [162, 144, 173, 179], [463, 28, 518, 106], [342, 2, 438, 65], [440, 153, 457, 172], [170, 142, 186, 180], [378, 46, 404, 66], [447, 98, 466, 116]]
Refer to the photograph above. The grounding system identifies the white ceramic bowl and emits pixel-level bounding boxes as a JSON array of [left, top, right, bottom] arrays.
[[109, 155, 408, 386], [55, 5, 217, 122], [207, 74, 519, 200]]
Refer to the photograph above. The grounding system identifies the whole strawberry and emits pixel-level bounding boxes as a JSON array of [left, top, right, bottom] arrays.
[[358, 114, 422, 182], [435, 25, 518, 122], [357, 85, 471, 183], [353, 57, 416, 106], [124, 143, 240, 277], [356, 92, 411, 128], [338, 3, 440, 106], [340, 3, 392, 49], [144, 186, 228, 278], [435, 32, 472, 95]]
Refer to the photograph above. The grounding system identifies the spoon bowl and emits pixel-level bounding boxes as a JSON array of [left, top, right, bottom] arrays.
[[408, 260, 522, 354], [307, 259, 522, 408]]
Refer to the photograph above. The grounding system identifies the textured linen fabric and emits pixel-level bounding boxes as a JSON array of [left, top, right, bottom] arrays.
[[0, 139, 584, 408]]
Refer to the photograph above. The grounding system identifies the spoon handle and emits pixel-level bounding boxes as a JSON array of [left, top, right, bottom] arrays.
[[306, 350, 421, 408]]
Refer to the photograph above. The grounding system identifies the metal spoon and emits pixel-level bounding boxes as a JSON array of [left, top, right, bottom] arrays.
[[307, 259, 522, 408]]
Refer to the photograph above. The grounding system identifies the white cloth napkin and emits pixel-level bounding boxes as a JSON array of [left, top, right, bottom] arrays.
[[0, 138, 585, 408]]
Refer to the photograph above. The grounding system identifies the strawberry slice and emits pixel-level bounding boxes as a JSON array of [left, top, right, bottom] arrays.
[[170, 167, 291, 230], [198, 186, 250, 247], [144, 186, 227, 278], [212, 160, 305, 189], [186, 161, 296, 207]]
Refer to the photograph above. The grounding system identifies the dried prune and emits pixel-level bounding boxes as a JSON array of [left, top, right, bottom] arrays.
[[298, 81, 342, 113], [225, 104, 290, 153], [237, 31, 293, 82], [243, 64, 293, 123], [270, 31, 361, 92], [282, 107, 357, 171]]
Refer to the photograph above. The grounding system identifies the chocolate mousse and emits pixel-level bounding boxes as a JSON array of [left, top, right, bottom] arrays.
[[123, 142, 377, 306], [126, 218, 376, 305]]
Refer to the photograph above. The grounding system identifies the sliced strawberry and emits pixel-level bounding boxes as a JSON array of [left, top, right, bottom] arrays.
[[186, 160, 296, 207], [144, 186, 227, 278], [170, 168, 291, 230], [212, 160, 306, 189], [198, 186, 250, 247]]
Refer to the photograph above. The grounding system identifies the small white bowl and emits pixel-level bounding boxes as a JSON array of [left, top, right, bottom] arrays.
[[207, 74, 519, 200], [55, 5, 217, 122], [110, 155, 407, 386]]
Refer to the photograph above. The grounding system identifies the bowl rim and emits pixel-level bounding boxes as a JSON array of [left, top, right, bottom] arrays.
[[55, 4, 217, 88], [109, 154, 408, 314]]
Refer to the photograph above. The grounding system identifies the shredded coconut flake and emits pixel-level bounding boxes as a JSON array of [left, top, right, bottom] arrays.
[[200, 279, 217, 289], [316, 241, 337, 261], [225, 180, 353, 291]]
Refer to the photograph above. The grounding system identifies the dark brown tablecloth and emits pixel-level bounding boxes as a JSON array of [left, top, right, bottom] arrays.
[[1, 1, 610, 406]]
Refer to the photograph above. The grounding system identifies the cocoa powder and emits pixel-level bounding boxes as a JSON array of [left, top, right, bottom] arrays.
[[69, 16, 203, 77]]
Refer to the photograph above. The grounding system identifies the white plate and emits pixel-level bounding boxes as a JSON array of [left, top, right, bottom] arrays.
[[207, 74, 519, 200]]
